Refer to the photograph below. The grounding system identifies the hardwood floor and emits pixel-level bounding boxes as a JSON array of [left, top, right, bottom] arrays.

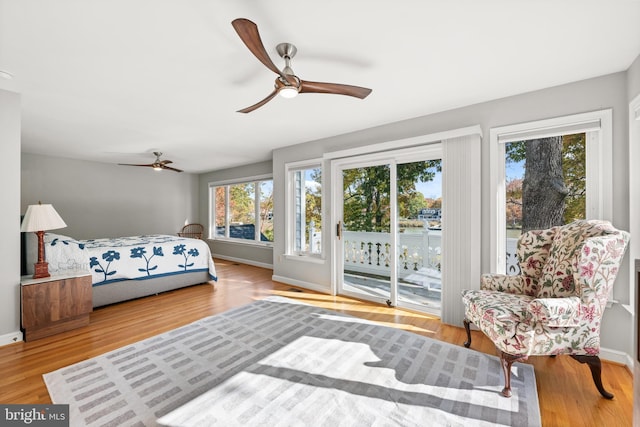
[[0, 260, 632, 426]]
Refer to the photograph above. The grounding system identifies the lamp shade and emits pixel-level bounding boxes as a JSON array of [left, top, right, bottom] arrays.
[[20, 204, 67, 232]]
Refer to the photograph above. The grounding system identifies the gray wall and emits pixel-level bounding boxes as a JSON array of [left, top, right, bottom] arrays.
[[198, 160, 273, 267], [628, 54, 640, 101], [628, 53, 640, 364], [0, 89, 21, 340], [21, 153, 199, 239], [272, 71, 633, 356]]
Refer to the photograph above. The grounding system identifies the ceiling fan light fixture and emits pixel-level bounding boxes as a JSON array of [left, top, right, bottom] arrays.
[[279, 86, 299, 99]]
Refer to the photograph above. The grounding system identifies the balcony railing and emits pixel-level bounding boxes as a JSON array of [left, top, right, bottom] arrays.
[[342, 230, 520, 292]]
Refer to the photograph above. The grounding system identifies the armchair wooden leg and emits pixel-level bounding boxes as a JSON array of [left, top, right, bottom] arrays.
[[570, 354, 614, 399], [499, 351, 528, 398], [463, 319, 472, 348]]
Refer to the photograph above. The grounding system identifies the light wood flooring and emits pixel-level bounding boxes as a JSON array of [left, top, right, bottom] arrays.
[[0, 260, 632, 426]]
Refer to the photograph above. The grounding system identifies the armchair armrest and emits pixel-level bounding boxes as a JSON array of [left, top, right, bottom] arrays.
[[527, 296, 581, 327], [481, 274, 538, 296]]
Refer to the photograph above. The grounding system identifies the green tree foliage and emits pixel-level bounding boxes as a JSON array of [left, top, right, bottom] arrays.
[[259, 182, 274, 241], [425, 197, 442, 209], [562, 134, 586, 223], [343, 160, 441, 232], [305, 168, 322, 236], [230, 183, 255, 224]]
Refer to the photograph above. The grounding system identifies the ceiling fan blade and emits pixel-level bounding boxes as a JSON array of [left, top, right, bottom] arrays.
[[118, 163, 154, 167], [159, 159, 173, 165], [299, 80, 372, 99], [232, 18, 289, 83], [237, 89, 278, 113], [162, 165, 183, 173]]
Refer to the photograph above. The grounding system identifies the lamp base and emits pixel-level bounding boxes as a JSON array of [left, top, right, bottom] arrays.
[[33, 262, 50, 279]]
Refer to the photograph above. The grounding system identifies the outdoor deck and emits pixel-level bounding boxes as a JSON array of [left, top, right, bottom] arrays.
[[342, 229, 519, 312]]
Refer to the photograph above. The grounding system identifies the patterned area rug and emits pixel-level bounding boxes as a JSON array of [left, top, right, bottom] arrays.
[[44, 296, 541, 426]]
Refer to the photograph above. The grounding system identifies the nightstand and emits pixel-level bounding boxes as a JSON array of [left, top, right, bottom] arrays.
[[21, 272, 93, 341]]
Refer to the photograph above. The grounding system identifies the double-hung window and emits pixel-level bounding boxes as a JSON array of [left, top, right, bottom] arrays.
[[286, 160, 323, 257], [489, 109, 612, 275], [210, 176, 273, 244]]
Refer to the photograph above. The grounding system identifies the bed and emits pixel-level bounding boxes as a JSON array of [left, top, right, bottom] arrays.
[[26, 233, 217, 307]]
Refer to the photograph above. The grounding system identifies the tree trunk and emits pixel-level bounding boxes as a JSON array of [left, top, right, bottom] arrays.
[[522, 137, 568, 232]]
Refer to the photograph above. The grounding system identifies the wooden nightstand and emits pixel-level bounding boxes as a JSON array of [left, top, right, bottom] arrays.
[[21, 272, 93, 341]]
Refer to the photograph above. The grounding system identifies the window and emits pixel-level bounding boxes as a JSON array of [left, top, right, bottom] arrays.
[[210, 176, 273, 244], [504, 133, 587, 274], [490, 109, 612, 274], [286, 161, 322, 257]]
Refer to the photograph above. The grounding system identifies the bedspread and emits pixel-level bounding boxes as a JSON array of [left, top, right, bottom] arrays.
[[43, 233, 217, 286]]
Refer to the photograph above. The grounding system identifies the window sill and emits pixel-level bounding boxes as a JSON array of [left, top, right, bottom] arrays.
[[283, 254, 326, 264], [208, 237, 273, 249]]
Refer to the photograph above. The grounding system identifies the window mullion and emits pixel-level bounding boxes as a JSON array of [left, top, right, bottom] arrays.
[[225, 186, 230, 239], [255, 181, 261, 242]]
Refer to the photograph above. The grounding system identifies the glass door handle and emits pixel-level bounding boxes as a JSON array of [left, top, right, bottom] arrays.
[[336, 221, 342, 240]]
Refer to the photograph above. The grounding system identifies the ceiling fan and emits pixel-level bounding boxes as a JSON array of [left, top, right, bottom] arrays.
[[231, 18, 372, 113], [118, 152, 183, 173]]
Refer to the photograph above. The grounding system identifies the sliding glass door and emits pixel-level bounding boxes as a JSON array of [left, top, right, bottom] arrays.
[[334, 145, 442, 314], [340, 162, 393, 306]]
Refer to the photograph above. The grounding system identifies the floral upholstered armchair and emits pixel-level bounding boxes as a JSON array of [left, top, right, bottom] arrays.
[[461, 220, 629, 398]]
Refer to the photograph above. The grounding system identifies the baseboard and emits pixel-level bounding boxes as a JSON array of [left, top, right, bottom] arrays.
[[0, 330, 23, 347], [600, 346, 633, 370], [271, 275, 330, 294], [212, 254, 273, 270]]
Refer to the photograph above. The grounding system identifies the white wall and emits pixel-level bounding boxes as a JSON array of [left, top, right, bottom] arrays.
[[21, 153, 199, 239], [272, 71, 633, 356], [0, 89, 22, 343], [198, 160, 273, 267]]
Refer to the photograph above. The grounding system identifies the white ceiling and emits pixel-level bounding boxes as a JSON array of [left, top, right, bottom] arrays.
[[1, 1, 639, 173]]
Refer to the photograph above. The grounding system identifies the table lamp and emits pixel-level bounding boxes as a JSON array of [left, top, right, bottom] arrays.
[[20, 202, 67, 279]]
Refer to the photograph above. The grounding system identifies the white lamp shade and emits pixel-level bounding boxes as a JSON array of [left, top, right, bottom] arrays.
[[20, 204, 67, 232]]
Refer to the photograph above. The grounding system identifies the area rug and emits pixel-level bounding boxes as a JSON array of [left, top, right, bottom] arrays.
[[44, 296, 541, 426]]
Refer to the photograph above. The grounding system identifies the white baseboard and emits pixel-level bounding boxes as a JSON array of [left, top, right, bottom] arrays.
[[212, 254, 273, 270], [271, 275, 330, 295], [0, 330, 23, 347], [600, 346, 633, 370]]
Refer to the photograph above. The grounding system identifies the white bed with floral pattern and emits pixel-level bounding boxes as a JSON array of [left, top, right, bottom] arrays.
[[27, 233, 217, 307]]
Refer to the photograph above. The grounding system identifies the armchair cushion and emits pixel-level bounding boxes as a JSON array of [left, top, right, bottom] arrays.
[[527, 297, 581, 327], [462, 289, 533, 340]]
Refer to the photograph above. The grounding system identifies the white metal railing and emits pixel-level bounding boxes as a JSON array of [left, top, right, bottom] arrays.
[[343, 230, 441, 287], [342, 230, 520, 286], [505, 238, 520, 275]]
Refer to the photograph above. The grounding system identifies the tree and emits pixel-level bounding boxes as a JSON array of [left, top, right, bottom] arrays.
[[215, 187, 226, 227], [399, 192, 427, 219], [305, 168, 322, 234], [505, 179, 522, 228], [425, 197, 442, 209], [229, 183, 255, 224], [259, 183, 273, 241], [522, 137, 568, 231], [343, 165, 390, 232], [342, 160, 441, 232], [506, 136, 581, 232], [562, 134, 586, 223]]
